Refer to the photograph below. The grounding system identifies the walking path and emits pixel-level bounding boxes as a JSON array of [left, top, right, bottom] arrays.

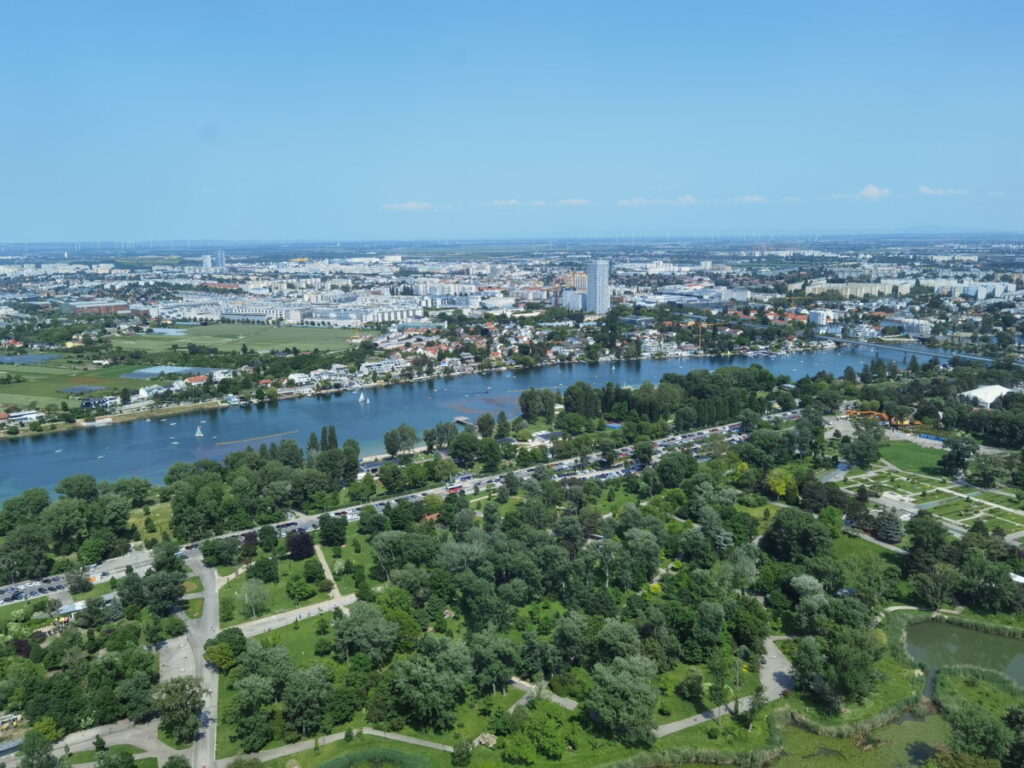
[[510, 678, 579, 711], [235, 593, 357, 637], [212, 727, 452, 768], [654, 636, 795, 738]]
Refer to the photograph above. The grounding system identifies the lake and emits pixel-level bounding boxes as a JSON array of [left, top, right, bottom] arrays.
[[0, 345, 920, 499], [905, 620, 1024, 685]]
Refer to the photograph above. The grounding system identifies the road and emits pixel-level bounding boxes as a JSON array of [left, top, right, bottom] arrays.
[[5, 412, 797, 610]]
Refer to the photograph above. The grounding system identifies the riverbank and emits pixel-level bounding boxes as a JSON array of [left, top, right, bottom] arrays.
[[0, 399, 230, 441], [0, 341, 850, 444]]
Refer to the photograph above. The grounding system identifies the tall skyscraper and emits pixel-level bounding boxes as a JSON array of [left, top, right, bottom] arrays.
[[215, 250, 226, 269], [585, 259, 610, 314], [201, 253, 213, 270]]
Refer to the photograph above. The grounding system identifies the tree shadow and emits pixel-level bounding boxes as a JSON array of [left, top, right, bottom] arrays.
[[906, 741, 939, 765]]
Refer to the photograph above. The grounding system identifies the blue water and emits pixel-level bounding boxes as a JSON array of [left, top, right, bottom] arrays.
[[0, 354, 60, 364], [0, 346, 919, 498], [121, 365, 219, 379]]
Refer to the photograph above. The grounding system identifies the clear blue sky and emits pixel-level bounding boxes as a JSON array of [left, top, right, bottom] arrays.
[[1, 1, 1020, 241]]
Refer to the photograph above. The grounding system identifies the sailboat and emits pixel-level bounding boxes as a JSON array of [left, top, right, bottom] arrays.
[[358, 391, 366, 404], [195, 426, 204, 438]]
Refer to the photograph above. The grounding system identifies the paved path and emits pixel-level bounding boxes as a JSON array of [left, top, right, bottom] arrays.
[[236, 593, 357, 637], [187, 562, 221, 768], [844, 527, 908, 555], [315, 544, 343, 601], [212, 727, 452, 768], [654, 636, 795, 738], [510, 678, 579, 711]]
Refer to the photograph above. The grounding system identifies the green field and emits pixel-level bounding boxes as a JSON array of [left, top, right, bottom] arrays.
[[879, 442, 942, 474], [68, 746, 143, 765], [113, 324, 365, 353], [219, 556, 332, 628], [0, 360, 141, 409]]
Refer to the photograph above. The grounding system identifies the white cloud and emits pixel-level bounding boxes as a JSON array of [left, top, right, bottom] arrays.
[[556, 198, 591, 207], [855, 184, 890, 200], [382, 201, 451, 211], [919, 185, 968, 196], [731, 194, 768, 204], [615, 195, 700, 207]]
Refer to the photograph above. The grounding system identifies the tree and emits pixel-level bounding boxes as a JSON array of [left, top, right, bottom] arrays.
[[389, 655, 467, 731], [55, 474, 99, 501], [286, 530, 315, 560], [319, 514, 347, 547], [911, 563, 962, 609], [452, 740, 473, 767], [231, 674, 275, 753], [383, 424, 418, 457], [583, 655, 658, 747], [450, 431, 479, 468], [163, 757, 191, 768], [968, 454, 1006, 488], [633, 440, 654, 465], [142, 570, 185, 616], [675, 669, 704, 708], [874, 508, 904, 544], [939, 436, 979, 477], [283, 665, 333, 738], [241, 578, 270, 617], [847, 417, 884, 468], [335, 602, 399, 665], [17, 729, 57, 768], [476, 413, 496, 438], [948, 705, 1013, 761], [155, 677, 207, 745], [478, 438, 503, 473]]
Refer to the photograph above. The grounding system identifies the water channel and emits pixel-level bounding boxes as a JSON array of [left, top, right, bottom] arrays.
[[905, 620, 1024, 685], [0, 345, 922, 499]]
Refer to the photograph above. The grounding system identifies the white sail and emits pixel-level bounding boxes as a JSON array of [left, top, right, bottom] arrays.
[[195, 426, 203, 437]]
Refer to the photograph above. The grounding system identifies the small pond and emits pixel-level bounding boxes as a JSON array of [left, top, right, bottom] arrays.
[[905, 620, 1024, 685]]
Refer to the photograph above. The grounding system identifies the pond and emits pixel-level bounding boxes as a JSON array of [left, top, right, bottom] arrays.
[[905, 620, 1024, 685]]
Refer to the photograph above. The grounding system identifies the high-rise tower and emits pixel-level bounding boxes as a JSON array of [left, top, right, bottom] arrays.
[[585, 259, 610, 314]]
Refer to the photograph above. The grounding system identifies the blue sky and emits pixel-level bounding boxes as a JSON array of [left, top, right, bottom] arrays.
[[0, 1, 1020, 241]]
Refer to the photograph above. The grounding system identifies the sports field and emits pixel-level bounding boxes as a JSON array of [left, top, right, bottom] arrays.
[[112, 324, 366, 353]]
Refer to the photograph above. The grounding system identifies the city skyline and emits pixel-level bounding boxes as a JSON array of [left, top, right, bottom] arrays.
[[0, 1, 1020, 241]]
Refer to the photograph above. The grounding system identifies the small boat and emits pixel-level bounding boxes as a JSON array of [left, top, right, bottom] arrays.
[[169, 422, 176, 426], [358, 391, 366, 404], [54, 449, 62, 453], [195, 426, 204, 438]]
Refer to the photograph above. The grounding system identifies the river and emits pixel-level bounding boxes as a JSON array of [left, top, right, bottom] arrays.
[[0, 346, 920, 499], [905, 620, 1024, 685]]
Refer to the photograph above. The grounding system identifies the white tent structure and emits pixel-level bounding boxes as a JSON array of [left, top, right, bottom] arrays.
[[958, 384, 1013, 408]]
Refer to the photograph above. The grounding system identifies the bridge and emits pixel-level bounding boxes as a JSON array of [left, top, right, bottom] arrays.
[[816, 335, 996, 364]]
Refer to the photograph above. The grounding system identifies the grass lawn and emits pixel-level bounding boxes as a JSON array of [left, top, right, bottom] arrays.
[[879, 442, 942, 474], [936, 671, 1024, 716], [128, 501, 174, 542], [256, 613, 343, 671], [736, 504, 779, 535], [0, 360, 142, 409], [113, 324, 364, 354], [70, 578, 116, 600], [261, 734, 449, 768], [68, 746, 143, 765], [186, 597, 204, 619], [773, 713, 949, 768], [783, 654, 922, 727], [654, 660, 760, 725], [183, 575, 202, 594], [219, 556, 331, 629]]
